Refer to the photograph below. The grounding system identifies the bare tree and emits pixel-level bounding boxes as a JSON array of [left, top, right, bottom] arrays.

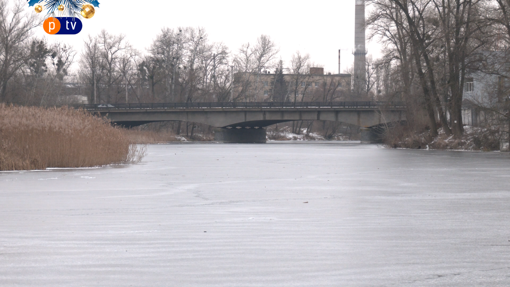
[[182, 27, 207, 103], [79, 35, 102, 104], [288, 51, 311, 104], [97, 30, 129, 103], [118, 47, 139, 103], [368, 0, 421, 126], [0, 0, 41, 102], [253, 35, 279, 72], [232, 35, 279, 102], [315, 76, 343, 102], [369, 0, 486, 138], [433, 0, 486, 137], [150, 27, 184, 102]]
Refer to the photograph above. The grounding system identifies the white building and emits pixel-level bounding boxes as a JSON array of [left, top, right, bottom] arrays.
[[462, 51, 510, 126]]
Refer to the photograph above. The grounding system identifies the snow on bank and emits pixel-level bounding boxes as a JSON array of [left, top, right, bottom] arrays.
[[392, 126, 502, 151], [267, 127, 354, 142]]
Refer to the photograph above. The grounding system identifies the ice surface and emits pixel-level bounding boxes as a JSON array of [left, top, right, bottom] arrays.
[[1, 143, 510, 286]]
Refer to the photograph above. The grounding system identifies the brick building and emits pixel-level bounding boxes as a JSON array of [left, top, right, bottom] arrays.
[[233, 67, 351, 102]]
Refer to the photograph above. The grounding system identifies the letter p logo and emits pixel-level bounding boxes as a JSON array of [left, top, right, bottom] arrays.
[[43, 17, 61, 34]]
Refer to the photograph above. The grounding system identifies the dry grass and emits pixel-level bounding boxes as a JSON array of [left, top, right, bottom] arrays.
[[122, 127, 215, 143], [122, 129, 180, 144], [0, 104, 145, 171]]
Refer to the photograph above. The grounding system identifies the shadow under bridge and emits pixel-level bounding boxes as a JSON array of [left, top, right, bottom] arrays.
[[82, 101, 406, 143]]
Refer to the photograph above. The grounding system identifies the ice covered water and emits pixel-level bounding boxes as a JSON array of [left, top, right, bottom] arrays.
[[1, 143, 510, 286]]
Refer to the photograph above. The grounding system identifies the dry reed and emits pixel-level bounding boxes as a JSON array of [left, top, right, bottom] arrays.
[[122, 129, 180, 144], [0, 104, 145, 171]]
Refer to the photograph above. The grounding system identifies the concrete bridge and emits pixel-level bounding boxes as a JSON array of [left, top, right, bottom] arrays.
[[81, 101, 406, 143]]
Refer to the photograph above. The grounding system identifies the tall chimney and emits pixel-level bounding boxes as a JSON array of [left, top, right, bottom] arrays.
[[338, 49, 341, 74], [353, 0, 367, 95]]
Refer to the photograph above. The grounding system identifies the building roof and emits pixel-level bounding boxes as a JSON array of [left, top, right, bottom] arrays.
[[236, 72, 352, 77]]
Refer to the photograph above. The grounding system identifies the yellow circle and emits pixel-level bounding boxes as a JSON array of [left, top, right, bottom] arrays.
[[81, 4, 95, 19], [34, 4, 43, 13], [57, 4, 64, 12]]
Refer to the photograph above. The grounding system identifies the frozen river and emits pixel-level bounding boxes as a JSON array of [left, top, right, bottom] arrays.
[[1, 143, 510, 286]]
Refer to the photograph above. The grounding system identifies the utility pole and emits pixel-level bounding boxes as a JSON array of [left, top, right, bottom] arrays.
[[93, 71, 96, 104], [172, 58, 177, 102], [93, 66, 98, 104], [171, 30, 182, 103], [213, 53, 216, 100], [165, 47, 171, 102], [230, 65, 234, 102]]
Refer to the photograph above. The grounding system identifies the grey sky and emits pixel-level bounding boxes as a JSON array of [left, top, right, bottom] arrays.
[[33, 0, 380, 73]]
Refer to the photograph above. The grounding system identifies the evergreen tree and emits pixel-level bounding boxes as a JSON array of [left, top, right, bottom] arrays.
[[272, 60, 288, 102]]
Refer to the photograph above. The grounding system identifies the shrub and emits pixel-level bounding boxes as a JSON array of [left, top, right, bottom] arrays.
[[384, 124, 502, 151]]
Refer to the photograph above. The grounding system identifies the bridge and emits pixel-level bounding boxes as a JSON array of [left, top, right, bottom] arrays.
[[80, 101, 406, 143]]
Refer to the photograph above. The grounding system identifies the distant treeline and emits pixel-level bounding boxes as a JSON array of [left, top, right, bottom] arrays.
[[4, 0, 510, 141], [0, 0, 357, 109]]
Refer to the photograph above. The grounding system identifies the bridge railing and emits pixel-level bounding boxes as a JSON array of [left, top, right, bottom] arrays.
[[77, 101, 405, 111]]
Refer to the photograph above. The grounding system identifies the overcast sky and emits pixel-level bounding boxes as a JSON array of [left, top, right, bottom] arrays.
[[33, 0, 381, 73]]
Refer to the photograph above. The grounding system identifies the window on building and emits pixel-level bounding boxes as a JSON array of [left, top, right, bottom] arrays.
[[465, 78, 474, 92], [264, 81, 268, 87], [498, 76, 510, 102], [314, 82, 318, 87], [264, 90, 268, 96], [301, 81, 305, 87]]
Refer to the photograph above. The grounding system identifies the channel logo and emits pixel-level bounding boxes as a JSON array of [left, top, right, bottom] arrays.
[[43, 17, 83, 35]]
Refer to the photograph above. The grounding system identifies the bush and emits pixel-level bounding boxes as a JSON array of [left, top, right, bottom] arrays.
[[384, 124, 502, 151], [0, 104, 145, 170]]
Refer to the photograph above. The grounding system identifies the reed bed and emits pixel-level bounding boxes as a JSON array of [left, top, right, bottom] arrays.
[[0, 104, 145, 171], [122, 129, 180, 144]]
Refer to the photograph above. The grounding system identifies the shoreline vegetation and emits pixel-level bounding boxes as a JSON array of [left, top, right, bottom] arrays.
[[0, 105, 146, 171], [384, 125, 502, 152], [1, 104, 501, 172]]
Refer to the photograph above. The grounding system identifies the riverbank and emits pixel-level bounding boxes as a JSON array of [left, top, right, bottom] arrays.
[[0, 105, 145, 171], [386, 126, 502, 151]]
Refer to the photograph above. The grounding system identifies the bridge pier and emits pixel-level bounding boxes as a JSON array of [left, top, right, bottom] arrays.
[[214, 128, 267, 143], [501, 118, 510, 152], [361, 128, 383, 144]]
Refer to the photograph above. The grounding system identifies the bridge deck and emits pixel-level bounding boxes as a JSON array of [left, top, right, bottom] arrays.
[[76, 101, 406, 129], [77, 101, 406, 112]]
